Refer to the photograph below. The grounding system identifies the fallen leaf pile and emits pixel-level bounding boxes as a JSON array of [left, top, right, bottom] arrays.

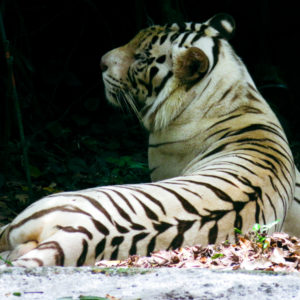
[[96, 232, 300, 272]]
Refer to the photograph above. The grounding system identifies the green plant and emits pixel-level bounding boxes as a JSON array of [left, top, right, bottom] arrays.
[[234, 219, 280, 250], [0, 255, 13, 266], [211, 253, 224, 259], [251, 219, 280, 249]]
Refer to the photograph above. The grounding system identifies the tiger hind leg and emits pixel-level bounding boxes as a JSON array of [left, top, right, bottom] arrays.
[[6, 241, 38, 262], [7, 231, 94, 267]]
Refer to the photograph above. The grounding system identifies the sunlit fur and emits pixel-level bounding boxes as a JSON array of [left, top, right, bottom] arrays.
[[1, 14, 300, 267]]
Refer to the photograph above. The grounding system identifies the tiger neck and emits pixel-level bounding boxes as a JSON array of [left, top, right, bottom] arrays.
[[147, 60, 267, 181]]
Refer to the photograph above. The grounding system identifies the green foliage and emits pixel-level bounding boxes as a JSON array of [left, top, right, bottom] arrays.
[[0, 255, 13, 266], [12, 292, 21, 297], [234, 219, 280, 250], [211, 253, 224, 259], [251, 219, 280, 249], [234, 228, 242, 235], [0, 111, 150, 222]]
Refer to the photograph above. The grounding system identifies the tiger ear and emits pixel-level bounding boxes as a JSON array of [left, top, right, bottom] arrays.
[[206, 13, 235, 40], [175, 47, 209, 85]]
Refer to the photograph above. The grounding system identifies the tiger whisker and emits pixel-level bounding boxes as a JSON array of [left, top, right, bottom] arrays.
[[120, 91, 143, 123]]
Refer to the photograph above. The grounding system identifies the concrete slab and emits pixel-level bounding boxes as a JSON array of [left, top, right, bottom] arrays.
[[0, 267, 300, 299]]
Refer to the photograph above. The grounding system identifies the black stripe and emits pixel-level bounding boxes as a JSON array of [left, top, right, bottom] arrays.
[[36, 241, 65, 266], [95, 238, 106, 259], [153, 221, 173, 233], [100, 190, 133, 224], [208, 223, 218, 244], [267, 121, 284, 130], [102, 188, 136, 214], [234, 208, 243, 231], [77, 239, 88, 266], [131, 223, 146, 230], [191, 24, 207, 43], [127, 69, 137, 89], [110, 236, 124, 260], [205, 114, 242, 132], [294, 197, 300, 204], [225, 161, 256, 175], [115, 222, 129, 233], [151, 35, 158, 45], [198, 78, 212, 98], [239, 147, 281, 170], [233, 137, 293, 164], [239, 146, 293, 192], [8, 204, 92, 233], [170, 32, 180, 42], [147, 236, 156, 255], [236, 154, 290, 201], [111, 236, 124, 246], [56, 225, 93, 240], [181, 180, 234, 203], [241, 106, 263, 114], [265, 193, 277, 220], [156, 55, 166, 64], [152, 184, 199, 216], [59, 193, 114, 225], [200, 174, 238, 187], [201, 144, 227, 160], [224, 123, 287, 143], [181, 187, 202, 198], [248, 83, 258, 92], [154, 71, 173, 95], [203, 127, 230, 142], [131, 194, 159, 221], [118, 186, 166, 214], [92, 219, 109, 236], [163, 180, 189, 186], [168, 219, 195, 250], [179, 32, 190, 47], [129, 232, 149, 255], [217, 85, 233, 102], [148, 140, 179, 148], [255, 199, 261, 223], [149, 66, 159, 82], [246, 91, 261, 102], [208, 38, 220, 73], [14, 258, 43, 267], [159, 34, 168, 45]]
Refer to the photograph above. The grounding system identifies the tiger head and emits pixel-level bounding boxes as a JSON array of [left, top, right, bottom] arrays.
[[101, 14, 235, 131]]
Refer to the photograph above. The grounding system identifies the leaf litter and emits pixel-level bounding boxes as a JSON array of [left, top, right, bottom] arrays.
[[96, 232, 300, 272]]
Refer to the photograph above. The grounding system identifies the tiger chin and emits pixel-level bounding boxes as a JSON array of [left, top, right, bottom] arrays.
[[1, 14, 300, 267]]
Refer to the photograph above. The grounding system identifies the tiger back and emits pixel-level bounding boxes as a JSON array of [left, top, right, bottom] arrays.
[[1, 14, 299, 267]]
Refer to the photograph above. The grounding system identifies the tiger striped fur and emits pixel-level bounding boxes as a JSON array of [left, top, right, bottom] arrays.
[[1, 14, 300, 267]]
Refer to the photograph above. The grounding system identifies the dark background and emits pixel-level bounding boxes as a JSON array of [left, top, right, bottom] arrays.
[[1, 0, 300, 223]]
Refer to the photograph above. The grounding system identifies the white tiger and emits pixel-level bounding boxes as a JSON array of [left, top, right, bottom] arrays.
[[1, 13, 300, 267]]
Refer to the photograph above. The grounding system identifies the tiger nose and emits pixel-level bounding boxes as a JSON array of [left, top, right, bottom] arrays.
[[100, 55, 108, 72]]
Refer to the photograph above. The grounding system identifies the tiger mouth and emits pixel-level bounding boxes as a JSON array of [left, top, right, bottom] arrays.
[[102, 75, 125, 106], [103, 76, 143, 119]]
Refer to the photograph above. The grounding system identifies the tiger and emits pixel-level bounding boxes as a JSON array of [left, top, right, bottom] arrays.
[[1, 13, 300, 267]]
